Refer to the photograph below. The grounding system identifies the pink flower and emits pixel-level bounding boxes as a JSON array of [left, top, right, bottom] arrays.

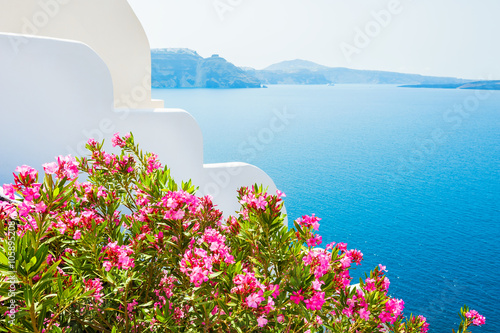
[[103, 261, 113, 272], [359, 308, 370, 320], [167, 210, 185, 220], [97, 186, 107, 198], [111, 132, 129, 148], [87, 138, 98, 148], [302, 249, 331, 278], [416, 315, 429, 332], [304, 291, 325, 311], [364, 278, 376, 292], [146, 153, 162, 173], [306, 234, 322, 247], [346, 249, 363, 265], [56, 221, 67, 235], [84, 278, 104, 304], [2, 184, 15, 200], [326, 242, 336, 250], [382, 277, 391, 291], [22, 185, 41, 201], [277, 314, 285, 323], [35, 202, 47, 213], [102, 242, 135, 271], [296, 214, 321, 231], [336, 242, 347, 252], [254, 196, 267, 210], [44, 155, 79, 180], [312, 279, 324, 291], [276, 190, 286, 198], [290, 290, 304, 305], [127, 299, 138, 313], [246, 292, 264, 308], [379, 298, 404, 324], [15, 165, 38, 182], [42, 162, 58, 175], [269, 284, 280, 298], [73, 230, 82, 240], [465, 309, 486, 326], [257, 315, 268, 328], [18, 201, 32, 217]]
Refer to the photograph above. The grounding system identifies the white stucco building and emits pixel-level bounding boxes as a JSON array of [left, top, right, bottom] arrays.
[[0, 0, 282, 219]]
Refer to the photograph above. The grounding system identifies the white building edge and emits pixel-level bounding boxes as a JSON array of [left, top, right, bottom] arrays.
[[0, 0, 284, 221]]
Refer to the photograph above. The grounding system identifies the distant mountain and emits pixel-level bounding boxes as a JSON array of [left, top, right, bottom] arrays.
[[264, 59, 330, 72], [151, 49, 261, 88], [151, 51, 493, 89], [400, 80, 500, 90], [250, 59, 472, 85]]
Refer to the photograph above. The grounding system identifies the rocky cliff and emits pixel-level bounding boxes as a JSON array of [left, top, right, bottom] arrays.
[[151, 49, 262, 88]]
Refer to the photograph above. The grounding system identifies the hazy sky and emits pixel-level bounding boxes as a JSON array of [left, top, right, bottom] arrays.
[[128, 0, 500, 80]]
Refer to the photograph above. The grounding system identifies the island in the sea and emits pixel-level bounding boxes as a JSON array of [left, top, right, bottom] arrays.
[[151, 49, 500, 90], [151, 49, 261, 88], [399, 81, 500, 90]]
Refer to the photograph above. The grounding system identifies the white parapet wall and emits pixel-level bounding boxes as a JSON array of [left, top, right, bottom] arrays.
[[0, 1, 284, 222], [0, 33, 282, 220], [0, 0, 162, 109]]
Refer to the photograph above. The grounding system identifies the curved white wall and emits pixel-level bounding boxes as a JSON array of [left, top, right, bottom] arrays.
[[0, 33, 284, 221], [0, 0, 162, 109], [0, 0, 285, 223]]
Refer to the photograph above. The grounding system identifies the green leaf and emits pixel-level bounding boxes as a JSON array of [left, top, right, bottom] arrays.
[[0, 250, 9, 267], [24, 285, 33, 308], [208, 271, 223, 279]]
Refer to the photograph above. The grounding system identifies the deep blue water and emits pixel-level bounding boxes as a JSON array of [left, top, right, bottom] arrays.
[[153, 85, 500, 332]]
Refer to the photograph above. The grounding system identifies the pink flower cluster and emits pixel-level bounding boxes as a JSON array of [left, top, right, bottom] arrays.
[[154, 270, 178, 310], [465, 309, 486, 326], [179, 247, 213, 287], [378, 298, 405, 324], [362, 267, 391, 295], [231, 271, 279, 327], [304, 290, 325, 311], [0, 201, 16, 223], [342, 289, 370, 319], [2, 138, 487, 333], [198, 228, 234, 264], [161, 190, 201, 221], [43, 155, 79, 180], [111, 132, 131, 148], [3, 165, 41, 202], [53, 209, 104, 238], [303, 249, 332, 279], [83, 278, 104, 304], [239, 187, 268, 211], [410, 315, 430, 333], [296, 214, 321, 231], [180, 227, 235, 287], [85, 138, 136, 175], [290, 288, 326, 311], [1, 165, 51, 236], [102, 242, 135, 271], [146, 153, 162, 174]]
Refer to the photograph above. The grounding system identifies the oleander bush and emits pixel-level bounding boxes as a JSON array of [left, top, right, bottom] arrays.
[[0, 133, 485, 332]]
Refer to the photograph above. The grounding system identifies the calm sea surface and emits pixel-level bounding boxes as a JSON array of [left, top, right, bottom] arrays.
[[153, 85, 500, 332]]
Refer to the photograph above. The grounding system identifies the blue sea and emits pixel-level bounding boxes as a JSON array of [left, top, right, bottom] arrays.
[[153, 85, 500, 332]]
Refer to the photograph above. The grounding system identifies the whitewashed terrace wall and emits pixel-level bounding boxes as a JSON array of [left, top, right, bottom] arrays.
[[0, 0, 162, 109], [0, 0, 284, 221]]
